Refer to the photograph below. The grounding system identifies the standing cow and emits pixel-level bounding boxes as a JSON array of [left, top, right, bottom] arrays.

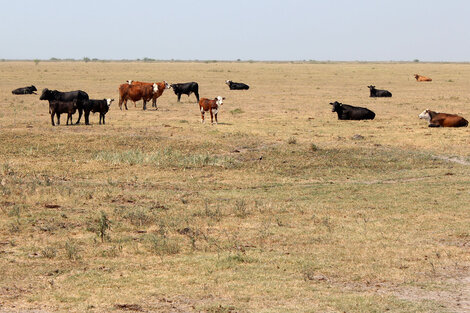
[[84, 99, 114, 124], [199, 96, 225, 124], [170, 82, 199, 102], [119, 83, 156, 110], [125, 80, 169, 109], [40, 88, 89, 124]]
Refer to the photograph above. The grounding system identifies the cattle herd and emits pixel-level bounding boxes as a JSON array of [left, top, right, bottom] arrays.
[[11, 72, 468, 127]]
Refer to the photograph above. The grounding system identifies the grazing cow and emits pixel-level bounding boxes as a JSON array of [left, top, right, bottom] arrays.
[[118, 83, 157, 110], [126, 80, 169, 109], [330, 101, 375, 120], [225, 80, 249, 90], [414, 74, 432, 82], [418, 109, 468, 127], [199, 96, 225, 124], [170, 82, 199, 102], [84, 99, 114, 125], [368, 85, 392, 97], [40, 88, 89, 124], [12, 85, 37, 95], [49, 99, 78, 126]]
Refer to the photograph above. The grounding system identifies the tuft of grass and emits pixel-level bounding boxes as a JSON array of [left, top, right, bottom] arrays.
[[230, 108, 244, 115], [65, 239, 81, 261], [147, 234, 180, 257], [287, 137, 297, 144], [41, 246, 57, 259], [97, 211, 111, 243]]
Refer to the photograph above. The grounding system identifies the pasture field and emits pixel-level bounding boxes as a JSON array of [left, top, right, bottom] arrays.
[[1, 61, 470, 312]]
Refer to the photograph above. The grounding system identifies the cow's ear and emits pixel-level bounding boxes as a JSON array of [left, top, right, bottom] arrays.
[[222, 97, 225, 100]]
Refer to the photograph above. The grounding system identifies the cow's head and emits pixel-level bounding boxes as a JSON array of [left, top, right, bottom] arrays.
[[127, 80, 133, 85], [414, 74, 419, 79], [215, 96, 225, 106], [330, 101, 342, 112], [106, 99, 114, 107], [418, 109, 432, 121], [40, 88, 54, 100], [163, 81, 170, 89], [30, 85, 37, 92], [225, 80, 231, 85], [367, 85, 375, 90]]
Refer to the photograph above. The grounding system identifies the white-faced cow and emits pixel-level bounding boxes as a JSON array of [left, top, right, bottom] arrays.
[[418, 109, 468, 127], [330, 101, 375, 120], [367, 85, 392, 97], [12, 85, 37, 95], [170, 82, 199, 102], [40, 88, 89, 124], [199, 96, 225, 124], [84, 99, 114, 125], [225, 80, 249, 90]]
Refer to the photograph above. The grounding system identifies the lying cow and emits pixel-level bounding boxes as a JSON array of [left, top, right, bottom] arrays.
[[125, 80, 169, 109], [84, 99, 114, 125], [40, 88, 89, 124], [49, 99, 78, 126], [170, 82, 199, 102], [330, 101, 375, 120], [418, 109, 468, 127], [199, 96, 225, 124], [225, 80, 249, 90], [12, 85, 37, 95], [118, 83, 156, 110], [414, 74, 432, 82], [368, 85, 392, 97]]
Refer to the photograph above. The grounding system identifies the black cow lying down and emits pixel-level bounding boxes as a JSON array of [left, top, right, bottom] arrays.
[[225, 80, 249, 90], [84, 99, 114, 124], [12, 85, 37, 95], [368, 85, 392, 97], [49, 99, 78, 126], [330, 101, 375, 120], [40, 88, 89, 124], [170, 82, 199, 102]]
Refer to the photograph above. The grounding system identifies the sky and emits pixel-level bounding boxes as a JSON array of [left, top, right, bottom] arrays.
[[1, 0, 469, 61]]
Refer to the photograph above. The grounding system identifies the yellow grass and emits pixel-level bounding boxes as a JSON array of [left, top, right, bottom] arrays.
[[1, 61, 470, 312]]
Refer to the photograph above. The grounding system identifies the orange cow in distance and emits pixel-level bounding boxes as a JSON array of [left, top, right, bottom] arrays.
[[414, 74, 432, 82]]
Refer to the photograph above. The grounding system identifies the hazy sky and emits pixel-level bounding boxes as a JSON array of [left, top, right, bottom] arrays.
[[1, 0, 468, 61]]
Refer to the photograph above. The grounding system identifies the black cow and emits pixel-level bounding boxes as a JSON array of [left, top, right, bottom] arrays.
[[12, 85, 37, 95], [368, 85, 392, 97], [225, 80, 249, 90], [330, 101, 375, 120], [84, 99, 114, 124], [40, 88, 89, 124], [49, 99, 78, 126], [170, 82, 199, 102]]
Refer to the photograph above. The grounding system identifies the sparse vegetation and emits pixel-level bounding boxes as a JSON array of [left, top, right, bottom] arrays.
[[0, 61, 469, 312]]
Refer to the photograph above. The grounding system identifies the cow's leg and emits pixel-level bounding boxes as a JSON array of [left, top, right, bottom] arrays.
[[125, 100, 128, 110], [177, 94, 181, 102], [200, 108, 205, 123], [119, 98, 123, 110], [75, 108, 83, 124], [154, 98, 158, 110], [84, 111, 90, 125], [143, 100, 147, 110], [215, 113, 218, 125], [102, 114, 106, 125], [195, 92, 200, 103], [56, 113, 61, 125], [428, 123, 441, 127], [51, 112, 55, 126], [210, 110, 214, 124]]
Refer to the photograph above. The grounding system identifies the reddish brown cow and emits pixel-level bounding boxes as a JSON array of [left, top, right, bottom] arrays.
[[414, 74, 432, 82], [118, 83, 156, 110], [418, 109, 468, 127], [126, 80, 169, 109], [199, 96, 225, 124]]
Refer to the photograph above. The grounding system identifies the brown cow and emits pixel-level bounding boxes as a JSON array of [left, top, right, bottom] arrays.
[[118, 83, 156, 110], [418, 109, 468, 127], [126, 80, 169, 109], [414, 74, 432, 82], [199, 96, 225, 124]]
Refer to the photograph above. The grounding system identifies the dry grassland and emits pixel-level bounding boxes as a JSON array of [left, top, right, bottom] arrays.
[[1, 61, 470, 312]]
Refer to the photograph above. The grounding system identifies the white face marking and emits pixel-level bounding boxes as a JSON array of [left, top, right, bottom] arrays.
[[418, 110, 431, 121], [164, 81, 170, 89], [127, 80, 133, 85], [153, 83, 158, 93], [106, 99, 114, 107], [216, 96, 224, 106], [225, 80, 230, 85]]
